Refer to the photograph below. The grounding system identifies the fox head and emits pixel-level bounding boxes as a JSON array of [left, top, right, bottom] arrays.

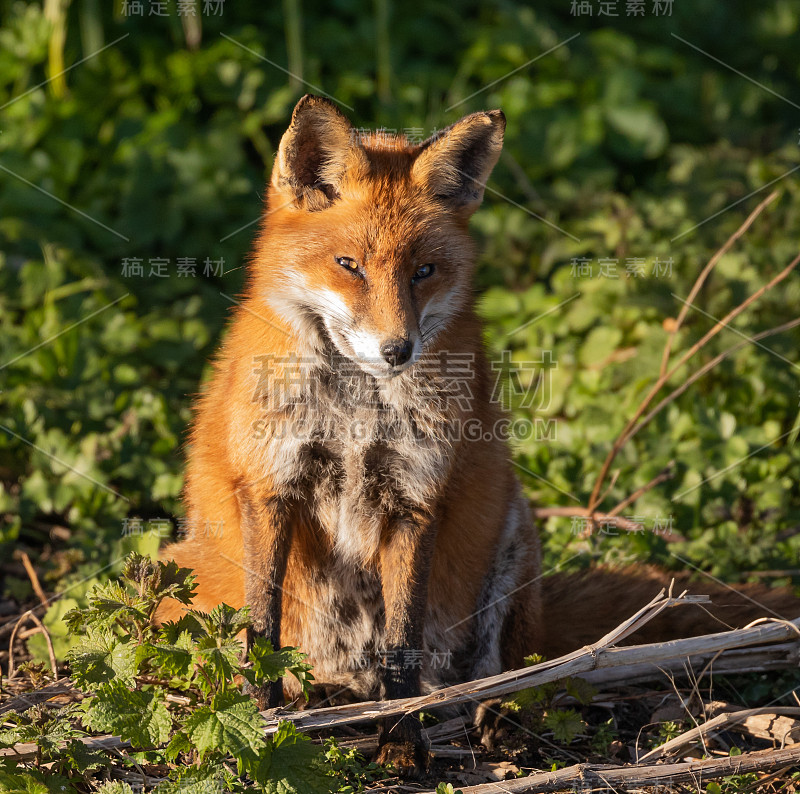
[[256, 94, 505, 379]]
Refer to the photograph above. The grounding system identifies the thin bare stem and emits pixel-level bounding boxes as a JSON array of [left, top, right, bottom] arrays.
[[606, 461, 675, 517], [25, 612, 59, 681], [588, 250, 800, 513], [20, 552, 48, 608], [659, 191, 779, 379], [629, 316, 800, 444], [531, 506, 682, 538]]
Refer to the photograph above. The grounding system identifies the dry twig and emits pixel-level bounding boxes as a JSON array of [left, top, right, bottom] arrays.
[[0, 680, 75, 715], [658, 190, 779, 378], [6, 611, 58, 682], [19, 552, 48, 609], [637, 706, 800, 763], [588, 249, 800, 513], [416, 743, 800, 793]]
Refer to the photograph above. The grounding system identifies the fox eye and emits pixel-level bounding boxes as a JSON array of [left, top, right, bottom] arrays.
[[335, 256, 360, 275], [411, 263, 435, 284]]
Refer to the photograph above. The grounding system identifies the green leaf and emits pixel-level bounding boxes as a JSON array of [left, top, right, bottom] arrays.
[[0, 706, 81, 761], [543, 708, 585, 744], [0, 770, 76, 794], [184, 692, 265, 760], [81, 682, 171, 748], [564, 677, 596, 705], [244, 722, 331, 794], [159, 613, 204, 643], [136, 639, 193, 679], [190, 605, 250, 690], [579, 327, 622, 368], [122, 554, 197, 606], [163, 731, 192, 763], [94, 783, 136, 794], [604, 103, 668, 159], [190, 603, 251, 640], [154, 765, 231, 794], [60, 739, 110, 773], [245, 638, 313, 699], [67, 631, 138, 688]]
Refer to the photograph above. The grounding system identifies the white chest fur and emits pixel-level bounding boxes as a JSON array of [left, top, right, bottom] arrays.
[[253, 355, 457, 565]]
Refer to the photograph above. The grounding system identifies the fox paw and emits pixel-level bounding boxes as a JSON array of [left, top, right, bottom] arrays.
[[474, 698, 518, 751], [374, 740, 430, 779]]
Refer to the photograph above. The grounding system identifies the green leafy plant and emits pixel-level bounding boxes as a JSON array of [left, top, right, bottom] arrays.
[[502, 654, 595, 746], [0, 553, 350, 792], [321, 738, 391, 793], [648, 719, 686, 749], [542, 708, 585, 745], [589, 717, 618, 757]]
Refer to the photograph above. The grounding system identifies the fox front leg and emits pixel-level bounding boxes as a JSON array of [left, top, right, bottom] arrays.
[[238, 491, 295, 710], [375, 510, 438, 778]]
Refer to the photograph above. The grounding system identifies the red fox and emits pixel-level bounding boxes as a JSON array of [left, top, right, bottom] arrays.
[[159, 95, 797, 776]]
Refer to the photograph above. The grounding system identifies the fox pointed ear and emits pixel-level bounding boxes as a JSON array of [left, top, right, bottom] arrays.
[[272, 94, 367, 210], [412, 110, 505, 215]]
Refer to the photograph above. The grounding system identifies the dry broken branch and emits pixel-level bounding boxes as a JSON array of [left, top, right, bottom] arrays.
[[258, 611, 800, 737], [6, 610, 58, 681], [637, 706, 800, 764], [418, 743, 800, 793], [0, 680, 75, 716], [575, 639, 799, 689]]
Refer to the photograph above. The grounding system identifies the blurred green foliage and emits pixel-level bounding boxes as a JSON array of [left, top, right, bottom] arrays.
[[1, 0, 800, 654]]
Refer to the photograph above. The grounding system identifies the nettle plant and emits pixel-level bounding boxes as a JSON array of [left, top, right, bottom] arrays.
[[0, 554, 386, 793]]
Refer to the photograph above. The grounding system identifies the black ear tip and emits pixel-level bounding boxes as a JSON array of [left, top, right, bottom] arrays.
[[291, 94, 349, 124], [293, 93, 316, 108], [487, 109, 506, 129], [292, 93, 323, 117]]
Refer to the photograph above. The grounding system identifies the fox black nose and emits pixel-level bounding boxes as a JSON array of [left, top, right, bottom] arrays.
[[380, 338, 413, 367]]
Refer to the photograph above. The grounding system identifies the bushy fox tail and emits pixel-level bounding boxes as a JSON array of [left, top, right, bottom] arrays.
[[538, 565, 800, 659]]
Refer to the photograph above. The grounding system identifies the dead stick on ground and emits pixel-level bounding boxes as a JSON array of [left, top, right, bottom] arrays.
[[0, 681, 75, 715], [7, 612, 29, 681], [414, 743, 800, 794], [637, 706, 800, 764], [24, 612, 59, 681], [258, 610, 800, 736], [576, 640, 799, 689]]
